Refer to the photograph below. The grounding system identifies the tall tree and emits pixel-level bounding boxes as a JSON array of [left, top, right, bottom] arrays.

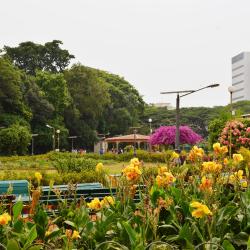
[[0, 57, 31, 120], [3, 40, 74, 75], [35, 71, 71, 115], [93, 69, 145, 135], [64, 64, 110, 148]]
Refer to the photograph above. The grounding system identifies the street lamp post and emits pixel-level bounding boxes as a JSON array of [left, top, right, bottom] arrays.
[[31, 134, 38, 155], [161, 84, 220, 151], [98, 132, 110, 154], [130, 127, 141, 156], [46, 124, 55, 151], [148, 118, 152, 134], [68, 136, 78, 152], [228, 86, 236, 158], [56, 129, 60, 151]]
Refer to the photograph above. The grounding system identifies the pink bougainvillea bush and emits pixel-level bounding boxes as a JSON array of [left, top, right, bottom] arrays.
[[149, 126, 203, 146], [219, 120, 250, 151]]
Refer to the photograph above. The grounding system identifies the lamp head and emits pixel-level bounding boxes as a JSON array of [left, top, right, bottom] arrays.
[[148, 118, 152, 123], [46, 124, 52, 129], [228, 86, 236, 93], [208, 84, 220, 88]]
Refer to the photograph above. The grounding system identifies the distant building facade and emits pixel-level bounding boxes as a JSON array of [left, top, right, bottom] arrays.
[[150, 102, 174, 110], [231, 52, 250, 103]]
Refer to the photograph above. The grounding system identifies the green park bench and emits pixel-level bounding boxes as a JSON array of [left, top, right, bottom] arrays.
[[0, 180, 30, 203], [39, 185, 142, 209], [41, 182, 103, 195]]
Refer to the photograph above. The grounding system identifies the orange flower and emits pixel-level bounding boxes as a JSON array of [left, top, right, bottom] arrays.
[[202, 161, 222, 174], [123, 163, 142, 182], [199, 176, 213, 193], [65, 229, 72, 239], [156, 172, 176, 188], [223, 158, 229, 165], [158, 166, 168, 175], [0, 213, 11, 225], [188, 146, 204, 162]]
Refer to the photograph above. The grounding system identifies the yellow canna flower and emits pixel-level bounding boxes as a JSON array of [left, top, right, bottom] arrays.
[[0, 213, 11, 225], [233, 154, 243, 164], [241, 180, 248, 188], [95, 163, 104, 172], [202, 161, 222, 174], [156, 172, 176, 188], [188, 146, 204, 162], [72, 230, 81, 240], [122, 161, 142, 182], [87, 198, 102, 211], [130, 158, 140, 166], [199, 176, 213, 193], [158, 166, 168, 175], [213, 143, 221, 152], [223, 158, 229, 165], [100, 196, 115, 207], [190, 201, 212, 218], [171, 151, 179, 159], [237, 170, 243, 179], [220, 146, 228, 154], [35, 172, 42, 182], [213, 143, 228, 155]]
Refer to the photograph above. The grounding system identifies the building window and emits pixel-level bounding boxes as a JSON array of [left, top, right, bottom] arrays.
[[232, 95, 244, 101], [233, 88, 244, 93], [232, 65, 244, 71], [232, 80, 244, 86], [232, 72, 244, 79], [232, 52, 244, 64]]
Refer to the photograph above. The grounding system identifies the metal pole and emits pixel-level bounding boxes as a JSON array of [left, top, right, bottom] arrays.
[[133, 129, 136, 157], [52, 128, 55, 151], [229, 91, 233, 158], [57, 133, 60, 151], [71, 138, 74, 151], [175, 93, 180, 151], [31, 137, 34, 155]]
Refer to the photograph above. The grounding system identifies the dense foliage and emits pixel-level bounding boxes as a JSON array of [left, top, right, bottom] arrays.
[[0, 41, 145, 154], [1, 40, 250, 155], [140, 102, 250, 140], [0, 146, 249, 249]]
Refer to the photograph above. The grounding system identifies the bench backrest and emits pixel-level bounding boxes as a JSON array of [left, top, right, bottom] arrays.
[[0, 180, 29, 196], [39, 187, 141, 204]]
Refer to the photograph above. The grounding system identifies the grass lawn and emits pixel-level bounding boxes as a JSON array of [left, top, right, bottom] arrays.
[[0, 161, 161, 177]]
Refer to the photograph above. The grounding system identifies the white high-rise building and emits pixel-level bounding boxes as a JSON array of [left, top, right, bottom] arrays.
[[231, 52, 250, 103]]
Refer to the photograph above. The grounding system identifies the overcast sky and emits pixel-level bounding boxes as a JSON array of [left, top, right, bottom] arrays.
[[1, 0, 250, 107]]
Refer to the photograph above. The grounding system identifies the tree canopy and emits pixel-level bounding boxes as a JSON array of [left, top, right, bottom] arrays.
[[3, 40, 75, 75]]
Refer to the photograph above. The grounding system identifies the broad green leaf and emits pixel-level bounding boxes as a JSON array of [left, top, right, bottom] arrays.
[[7, 239, 20, 250], [222, 240, 235, 250], [13, 201, 23, 221], [64, 220, 76, 228], [27, 246, 43, 250], [122, 221, 137, 246], [24, 225, 37, 249], [191, 223, 204, 242], [13, 219, 24, 233]]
